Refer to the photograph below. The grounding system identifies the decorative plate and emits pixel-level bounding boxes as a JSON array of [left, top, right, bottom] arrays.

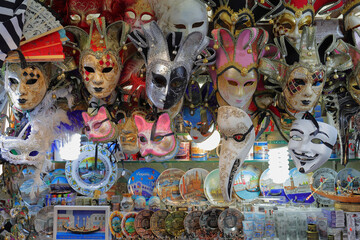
[[312, 168, 337, 205], [165, 211, 187, 237], [218, 208, 244, 237], [336, 168, 360, 192], [109, 211, 123, 239], [34, 206, 54, 237], [233, 164, 261, 200], [204, 169, 226, 206], [184, 210, 203, 237], [121, 212, 138, 239], [259, 168, 289, 203], [128, 167, 160, 200], [156, 168, 185, 205], [283, 168, 314, 204], [134, 210, 154, 239], [179, 168, 209, 204], [65, 144, 117, 196], [199, 208, 223, 231], [150, 210, 170, 239]]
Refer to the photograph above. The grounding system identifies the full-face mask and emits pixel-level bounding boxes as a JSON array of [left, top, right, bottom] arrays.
[[117, 111, 140, 155], [65, 18, 130, 101], [211, 0, 284, 35], [343, 0, 360, 31], [273, 0, 344, 49], [183, 81, 217, 143], [210, 27, 268, 110], [288, 116, 337, 173], [66, 0, 103, 32], [134, 112, 178, 162], [123, 0, 156, 31], [129, 21, 210, 110], [259, 26, 352, 117], [217, 106, 255, 202]]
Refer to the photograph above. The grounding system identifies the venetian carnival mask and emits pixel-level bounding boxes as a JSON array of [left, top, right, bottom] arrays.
[[67, 0, 103, 32], [117, 111, 140, 154], [129, 21, 209, 110], [211, 0, 284, 35], [343, 0, 360, 31], [123, 0, 156, 31], [82, 106, 118, 143], [5, 63, 49, 111], [65, 18, 129, 100], [259, 26, 352, 116], [289, 118, 337, 173], [217, 106, 255, 202], [210, 27, 268, 110], [134, 113, 178, 161]]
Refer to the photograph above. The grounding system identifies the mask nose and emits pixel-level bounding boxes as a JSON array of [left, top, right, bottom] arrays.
[[91, 73, 103, 85], [303, 84, 313, 97], [17, 82, 27, 96], [237, 86, 244, 97]]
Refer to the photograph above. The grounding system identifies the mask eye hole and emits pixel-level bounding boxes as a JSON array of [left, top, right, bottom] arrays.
[[102, 67, 113, 73], [26, 79, 37, 85], [152, 73, 167, 88], [139, 136, 147, 143], [281, 23, 292, 29], [70, 14, 81, 21], [126, 10, 136, 19], [291, 135, 302, 141], [192, 21, 204, 28], [141, 14, 152, 22], [174, 24, 186, 29], [311, 138, 323, 144], [244, 81, 254, 87], [86, 13, 100, 21], [233, 134, 244, 141], [9, 78, 18, 85], [153, 135, 164, 142], [84, 66, 95, 73], [93, 121, 105, 129], [10, 149, 20, 155], [170, 78, 183, 90], [85, 126, 90, 132], [352, 84, 360, 91], [29, 151, 39, 157], [228, 80, 238, 86], [294, 78, 306, 85]]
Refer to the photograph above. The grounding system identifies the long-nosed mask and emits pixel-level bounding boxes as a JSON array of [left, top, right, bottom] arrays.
[[288, 116, 337, 174], [217, 106, 255, 202], [128, 21, 210, 110]]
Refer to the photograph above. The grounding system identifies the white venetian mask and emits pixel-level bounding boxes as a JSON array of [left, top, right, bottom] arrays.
[[344, 5, 360, 31]]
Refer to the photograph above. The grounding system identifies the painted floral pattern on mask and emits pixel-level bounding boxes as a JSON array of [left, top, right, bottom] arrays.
[[67, 0, 102, 32]]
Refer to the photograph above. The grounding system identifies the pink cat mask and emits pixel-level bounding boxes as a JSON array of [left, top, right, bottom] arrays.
[[134, 113, 178, 162], [82, 106, 118, 143]]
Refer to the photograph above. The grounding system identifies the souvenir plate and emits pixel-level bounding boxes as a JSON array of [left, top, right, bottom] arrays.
[[184, 210, 203, 237], [156, 168, 185, 205], [199, 208, 223, 231], [34, 206, 54, 237], [312, 168, 337, 205], [128, 167, 160, 200], [134, 210, 154, 239], [121, 212, 138, 238], [259, 168, 289, 203], [109, 211, 123, 238], [65, 144, 117, 196], [165, 211, 187, 237], [179, 168, 209, 204], [204, 169, 226, 206], [150, 210, 170, 239], [283, 168, 314, 203], [336, 168, 360, 192], [218, 208, 244, 237], [234, 164, 261, 200]]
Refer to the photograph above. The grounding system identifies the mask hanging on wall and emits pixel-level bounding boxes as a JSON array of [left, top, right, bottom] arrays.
[[217, 106, 255, 202], [128, 21, 210, 110], [117, 110, 140, 155], [288, 114, 337, 173]]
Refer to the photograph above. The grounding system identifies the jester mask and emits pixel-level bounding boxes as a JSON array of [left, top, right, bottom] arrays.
[[65, 18, 129, 101], [210, 27, 268, 110], [129, 21, 209, 110], [217, 106, 255, 202]]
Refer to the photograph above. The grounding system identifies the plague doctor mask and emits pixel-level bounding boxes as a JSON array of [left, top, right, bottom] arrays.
[[129, 21, 210, 110], [65, 17, 130, 100], [288, 114, 337, 173], [217, 106, 255, 202], [210, 27, 268, 110]]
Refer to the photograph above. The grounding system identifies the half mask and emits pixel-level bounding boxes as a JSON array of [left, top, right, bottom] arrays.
[[134, 112, 178, 162], [129, 21, 210, 110], [289, 117, 337, 173], [210, 27, 268, 110], [66, 0, 103, 32], [123, 0, 156, 31], [217, 106, 255, 202], [65, 18, 130, 101]]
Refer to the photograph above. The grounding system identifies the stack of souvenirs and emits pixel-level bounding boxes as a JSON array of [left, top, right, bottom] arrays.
[[1, 0, 360, 239]]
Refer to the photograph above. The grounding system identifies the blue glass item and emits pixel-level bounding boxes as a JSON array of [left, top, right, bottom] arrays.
[[259, 168, 289, 204], [283, 168, 314, 204], [128, 167, 160, 200], [234, 164, 261, 200]]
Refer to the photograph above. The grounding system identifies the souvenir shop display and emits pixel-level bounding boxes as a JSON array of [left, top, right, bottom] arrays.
[[3, 0, 360, 239]]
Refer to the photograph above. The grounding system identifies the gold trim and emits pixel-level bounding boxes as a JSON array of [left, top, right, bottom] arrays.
[[216, 62, 258, 76], [342, 0, 360, 15], [284, 2, 315, 16], [212, 6, 255, 25]]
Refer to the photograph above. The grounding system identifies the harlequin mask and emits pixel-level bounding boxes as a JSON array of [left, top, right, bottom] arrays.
[[129, 21, 209, 110], [67, 0, 103, 32], [117, 111, 140, 154], [5, 63, 49, 111], [82, 106, 118, 143], [217, 106, 255, 202], [343, 0, 360, 31], [288, 116, 337, 173], [183, 81, 217, 143], [259, 26, 352, 116], [65, 18, 130, 100], [211, 0, 284, 35], [124, 0, 156, 31], [134, 113, 178, 161], [210, 27, 268, 110]]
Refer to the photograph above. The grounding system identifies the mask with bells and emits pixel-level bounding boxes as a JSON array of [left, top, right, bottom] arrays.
[[65, 18, 130, 101], [288, 114, 337, 173], [129, 21, 210, 110], [343, 0, 360, 31], [259, 26, 352, 116], [217, 106, 255, 202], [210, 27, 268, 110], [211, 0, 284, 35]]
